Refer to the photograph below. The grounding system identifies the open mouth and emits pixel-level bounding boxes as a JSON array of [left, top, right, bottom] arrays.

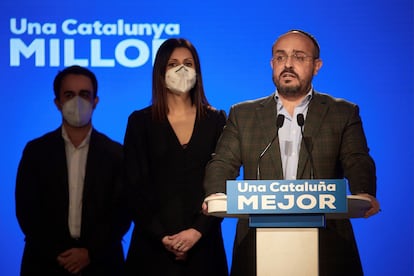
[[281, 72, 297, 79]]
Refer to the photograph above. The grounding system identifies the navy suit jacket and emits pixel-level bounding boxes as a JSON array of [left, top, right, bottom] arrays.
[[16, 127, 130, 276]]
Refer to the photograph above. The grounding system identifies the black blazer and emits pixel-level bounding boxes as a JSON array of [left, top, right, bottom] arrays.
[[15, 127, 130, 276]]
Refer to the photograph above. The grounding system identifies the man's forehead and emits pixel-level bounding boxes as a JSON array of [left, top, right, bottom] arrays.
[[273, 33, 314, 51]]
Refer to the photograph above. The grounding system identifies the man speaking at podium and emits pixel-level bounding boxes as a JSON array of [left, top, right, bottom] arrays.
[[202, 30, 380, 276]]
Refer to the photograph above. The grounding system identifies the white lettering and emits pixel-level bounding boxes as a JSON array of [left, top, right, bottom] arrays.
[[50, 39, 60, 66], [102, 23, 117, 35], [235, 194, 338, 212], [276, 195, 294, 210], [91, 39, 115, 67], [237, 182, 248, 192], [9, 38, 159, 67], [165, 24, 180, 35], [269, 181, 337, 192], [151, 23, 165, 39], [10, 38, 45, 66], [269, 182, 280, 192], [77, 23, 93, 35], [319, 194, 336, 209], [10, 18, 57, 35], [8, 18, 180, 68], [237, 182, 266, 193], [297, 194, 317, 210], [115, 39, 149, 67], [64, 39, 88, 66], [261, 195, 276, 210], [62, 19, 77, 35], [327, 184, 336, 191], [238, 195, 258, 210], [10, 18, 27, 35], [60, 19, 180, 37]]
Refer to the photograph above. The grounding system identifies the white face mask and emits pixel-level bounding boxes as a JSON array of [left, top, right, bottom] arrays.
[[165, 65, 197, 94], [61, 96, 94, 127]]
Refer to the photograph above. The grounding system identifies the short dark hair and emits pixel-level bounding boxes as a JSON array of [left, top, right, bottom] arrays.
[[287, 29, 320, 59], [53, 65, 98, 100]]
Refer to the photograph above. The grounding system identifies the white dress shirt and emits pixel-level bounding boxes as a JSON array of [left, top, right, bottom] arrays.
[[62, 126, 91, 239], [275, 89, 312, 180]]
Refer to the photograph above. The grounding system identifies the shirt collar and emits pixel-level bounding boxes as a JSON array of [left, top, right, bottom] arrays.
[[61, 126, 92, 148], [274, 87, 313, 112]]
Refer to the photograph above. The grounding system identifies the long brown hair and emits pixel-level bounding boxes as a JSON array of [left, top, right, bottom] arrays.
[[151, 38, 211, 121]]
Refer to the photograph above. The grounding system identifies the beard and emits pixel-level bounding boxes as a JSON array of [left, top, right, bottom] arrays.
[[277, 84, 302, 97], [273, 71, 311, 99]]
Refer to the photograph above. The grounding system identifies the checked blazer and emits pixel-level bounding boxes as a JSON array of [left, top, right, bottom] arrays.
[[203, 90, 376, 276]]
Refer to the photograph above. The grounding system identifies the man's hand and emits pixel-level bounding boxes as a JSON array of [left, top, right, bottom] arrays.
[[57, 247, 90, 274], [356, 193, 381, 218], [202, 193, 225, 215]]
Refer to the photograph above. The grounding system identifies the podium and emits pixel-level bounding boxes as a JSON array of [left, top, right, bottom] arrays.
[[205, 179, 371, 276]]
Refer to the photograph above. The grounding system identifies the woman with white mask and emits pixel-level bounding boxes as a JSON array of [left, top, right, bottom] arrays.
[[123, 38, 228, 276]]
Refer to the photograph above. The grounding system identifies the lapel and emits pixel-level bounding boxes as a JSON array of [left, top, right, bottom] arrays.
[[255, 95, 284, 179], [297, 91, 329, 178], [82, 129, 99, 202], [47, 128, 71, 215]]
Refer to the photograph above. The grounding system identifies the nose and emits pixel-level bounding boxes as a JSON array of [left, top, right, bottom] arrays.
[[284, 55, 294, 67], [174, 65, 187, 72]]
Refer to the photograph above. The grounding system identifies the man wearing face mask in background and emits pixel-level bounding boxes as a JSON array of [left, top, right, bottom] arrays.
[[15, 65, 130, 276]]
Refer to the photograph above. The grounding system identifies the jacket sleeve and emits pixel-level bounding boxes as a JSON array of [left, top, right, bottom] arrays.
[[203, 106, 243, 197], [123, 112, 166, 240], [191, 109, 227, 235], [15, 135, 69, 258], [340, 105, 377, 196], [83, 132, 131, 262]]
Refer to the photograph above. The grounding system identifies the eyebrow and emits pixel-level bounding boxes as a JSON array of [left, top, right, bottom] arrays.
[[63, 89, 92, 94], [79, 89, 93, 94], [273, 49, 308, 55], [168, 57, 194, 61], [274, 49, 307, 54]]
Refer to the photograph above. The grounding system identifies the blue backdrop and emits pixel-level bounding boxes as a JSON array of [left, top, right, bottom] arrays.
[[1, 1, 413, 275]]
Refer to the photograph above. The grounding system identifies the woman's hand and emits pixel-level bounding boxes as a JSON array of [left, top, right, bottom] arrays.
[[162, 228, 202, 260]]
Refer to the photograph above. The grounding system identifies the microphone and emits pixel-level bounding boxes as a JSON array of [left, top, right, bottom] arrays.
[[256, 114, 285, 180], [297, 113, 315, 179]]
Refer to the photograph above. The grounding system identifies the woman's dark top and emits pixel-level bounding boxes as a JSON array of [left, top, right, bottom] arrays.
[[123, 106, 228, 276]]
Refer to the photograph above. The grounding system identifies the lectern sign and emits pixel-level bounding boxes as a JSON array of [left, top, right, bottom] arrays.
[[226, 179, 347, 214]]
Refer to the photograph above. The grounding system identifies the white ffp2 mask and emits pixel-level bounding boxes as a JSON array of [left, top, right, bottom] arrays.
[[61, 96, 93, 127], [165, 65, 197, 94]]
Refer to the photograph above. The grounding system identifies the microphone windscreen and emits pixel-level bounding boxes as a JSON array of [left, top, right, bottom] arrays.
[[297, 113, 305, 127], [277, 114, 285, 128]]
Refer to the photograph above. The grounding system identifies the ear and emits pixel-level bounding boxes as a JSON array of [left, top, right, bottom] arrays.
[[54, 98, 63, 111], [92, 96, 99, 110], [270, 59, 274, 70], [313, 59, 323, 76]]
